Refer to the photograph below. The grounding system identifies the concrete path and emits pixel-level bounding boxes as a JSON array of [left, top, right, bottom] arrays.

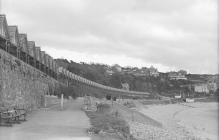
[[0, 98, 92, 140]]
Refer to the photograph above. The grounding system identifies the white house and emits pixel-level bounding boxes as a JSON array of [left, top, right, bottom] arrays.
[[168, 71, 187, 80], [194, 83, 209, 93], [122, 83, 129, 90]]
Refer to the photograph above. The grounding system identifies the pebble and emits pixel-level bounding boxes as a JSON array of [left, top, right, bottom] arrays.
[[128, 121, 200, 140]]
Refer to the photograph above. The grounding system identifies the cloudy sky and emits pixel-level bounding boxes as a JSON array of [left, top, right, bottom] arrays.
[[1, 0, 218, 74]]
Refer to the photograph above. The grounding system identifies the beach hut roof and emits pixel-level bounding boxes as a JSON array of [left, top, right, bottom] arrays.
[[0, 15, 10, 40], [8, 26, 20, 46]]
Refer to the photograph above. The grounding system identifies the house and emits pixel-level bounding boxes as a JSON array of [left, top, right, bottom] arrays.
[[133, 72, 146, 77], [194, 83, 209, 93], [149, 66, 159, 77], [106, 69, 114, 75], [122, 67, 133, 74], [141, 67, 150, 76], [122, 83, 129, 90], [122, 66, 159, 77], [0, 15, 10, 40], [131, 68, 144, 77], [207, 82, 217, 93], [168, 71, 187, 80], [8, 26, 19, 56], [112, 64, 122, 72], [207, 77, 218, 93]]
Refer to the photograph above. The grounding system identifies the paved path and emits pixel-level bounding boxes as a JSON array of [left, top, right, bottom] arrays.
[[0, 98, 92, 140]]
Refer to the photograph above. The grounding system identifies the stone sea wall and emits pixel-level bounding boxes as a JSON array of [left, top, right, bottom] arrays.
[[0, 49, 58, 109]]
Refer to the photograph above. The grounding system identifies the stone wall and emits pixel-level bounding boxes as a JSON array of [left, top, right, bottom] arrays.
[[0, 49, 58, 109]]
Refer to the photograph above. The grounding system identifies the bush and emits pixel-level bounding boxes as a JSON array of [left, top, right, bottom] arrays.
[[123, 101, 136, 108], [58, 85, 78, 99], [106, 95, 111, 100], [96, 103, 111, 113]]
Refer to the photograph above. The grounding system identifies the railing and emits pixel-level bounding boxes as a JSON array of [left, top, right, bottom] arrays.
[[58, 67, 150, 97]]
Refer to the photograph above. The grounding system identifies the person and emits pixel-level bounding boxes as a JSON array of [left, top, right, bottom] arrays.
[[96, 102, 99, 112], [84, 95, 89, 110]]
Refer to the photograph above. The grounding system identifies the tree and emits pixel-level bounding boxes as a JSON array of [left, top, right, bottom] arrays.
[[84, 72, 96, 81], [178, 70, 187, 75], [109, 73, 122, 88], [58, 85, 78, 99]]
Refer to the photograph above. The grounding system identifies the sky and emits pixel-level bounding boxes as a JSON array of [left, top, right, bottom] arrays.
[[1, 0, 218, 74]]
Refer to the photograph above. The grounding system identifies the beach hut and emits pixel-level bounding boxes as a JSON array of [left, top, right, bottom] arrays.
[[35, 47, 41, 69], [0, 15, 10, 51], [18, 34, 29, 62], [8, 26, 19, 57], [27, 41, 36, 67]]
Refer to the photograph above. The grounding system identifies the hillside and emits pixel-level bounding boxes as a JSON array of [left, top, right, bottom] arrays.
[[55, 59, 218, 97]]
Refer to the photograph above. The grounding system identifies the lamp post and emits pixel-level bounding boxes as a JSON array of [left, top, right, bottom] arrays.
[[0, 0, 2, 14]]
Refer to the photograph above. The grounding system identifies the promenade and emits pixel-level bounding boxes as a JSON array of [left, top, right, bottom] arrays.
[[0, 98, 92, 140]]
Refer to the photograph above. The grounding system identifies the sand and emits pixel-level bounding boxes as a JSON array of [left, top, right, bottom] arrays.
[[138, 102, 218, 140]]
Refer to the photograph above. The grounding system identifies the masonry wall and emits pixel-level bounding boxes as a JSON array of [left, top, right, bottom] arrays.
[[0, 49, 58, 109]]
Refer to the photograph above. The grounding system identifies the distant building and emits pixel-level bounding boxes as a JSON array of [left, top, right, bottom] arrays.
[[133, 72, 146, 77], [207, 82, 217, 93], [207, 77, 218, 93], [122, 66, 159, 77], [140, 67, 150, 76], [149, 66, 159, 77], [122, 67, 133, 74], [112, 64, 122, 72], [122, 83, 129, 90], [192, 75, 218, 94], [106, 69, 114, 75], [194, 83, 209, 93], [168, 71, 187, 80]]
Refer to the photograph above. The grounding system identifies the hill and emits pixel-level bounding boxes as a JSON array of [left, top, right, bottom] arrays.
[[55, 59, 218, 97]]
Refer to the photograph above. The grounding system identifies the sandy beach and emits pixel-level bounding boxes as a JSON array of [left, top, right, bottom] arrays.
[[137, 102, 218, 140]]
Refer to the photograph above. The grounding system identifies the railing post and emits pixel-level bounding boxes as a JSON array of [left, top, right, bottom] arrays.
[[45, 95, 47, 108]]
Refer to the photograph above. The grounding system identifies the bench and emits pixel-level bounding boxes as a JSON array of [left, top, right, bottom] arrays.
[[0, 107, 27, 126], [0, 108, 15, 126], [14, 107, 27, 121]]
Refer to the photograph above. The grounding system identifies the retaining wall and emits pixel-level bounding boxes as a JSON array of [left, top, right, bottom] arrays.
[[0, 49, 58, 109]]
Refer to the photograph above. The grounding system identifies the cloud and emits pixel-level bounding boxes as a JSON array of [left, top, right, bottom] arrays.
[[2, 0, 218, 74]]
